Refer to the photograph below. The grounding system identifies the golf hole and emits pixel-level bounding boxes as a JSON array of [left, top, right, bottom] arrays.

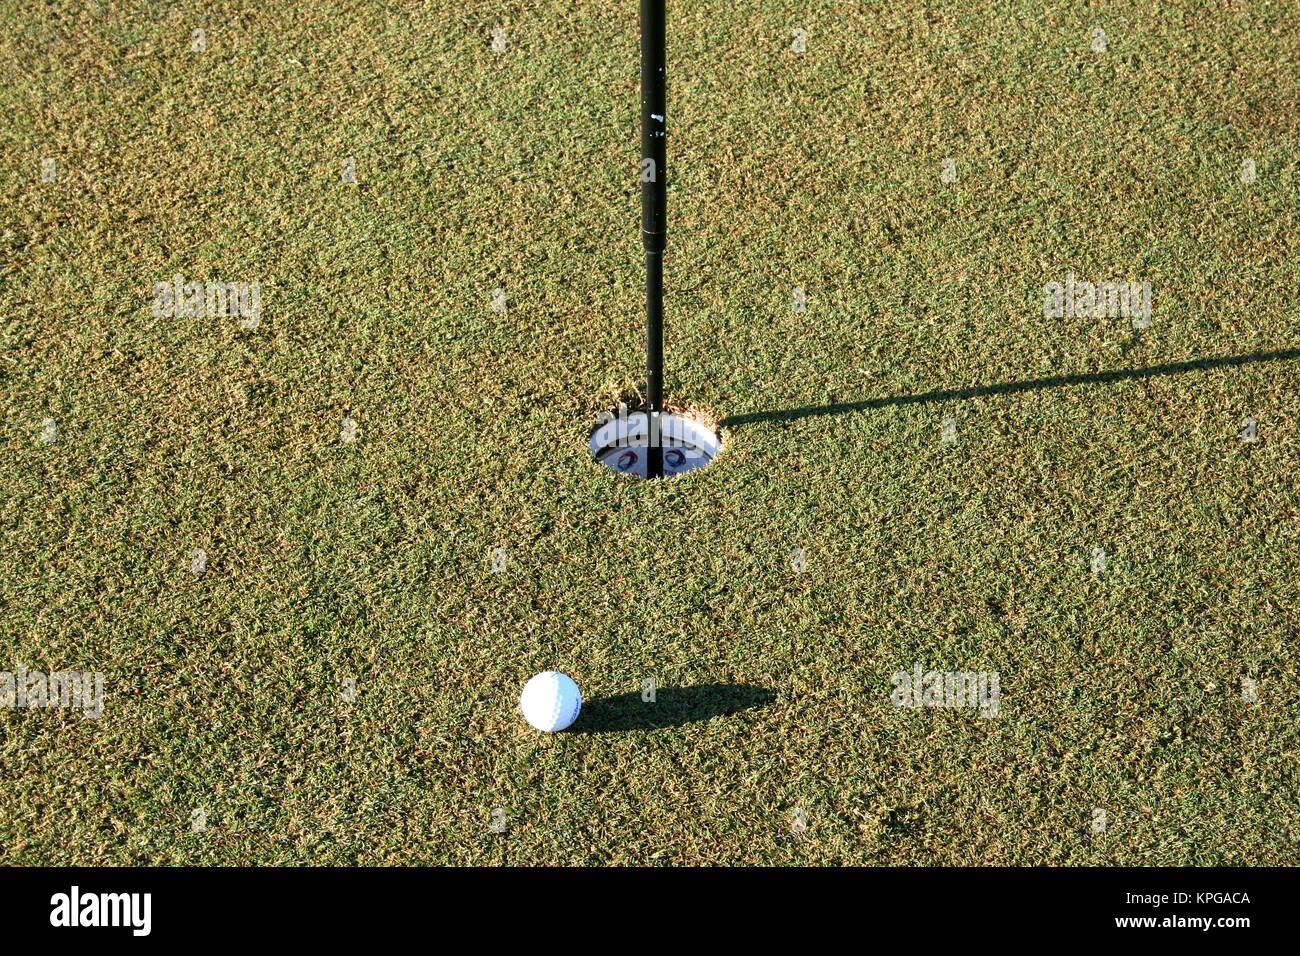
[[590, 409, 722, 479]]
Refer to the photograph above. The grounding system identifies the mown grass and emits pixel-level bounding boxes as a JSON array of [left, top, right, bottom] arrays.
[[1, 0, 1298, 864]]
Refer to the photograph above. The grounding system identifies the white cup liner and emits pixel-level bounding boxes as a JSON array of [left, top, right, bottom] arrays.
[[590, 411, 722, 478]]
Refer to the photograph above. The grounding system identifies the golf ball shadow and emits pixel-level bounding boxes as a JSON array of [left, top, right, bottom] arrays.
[[566, 684, 774, 734]]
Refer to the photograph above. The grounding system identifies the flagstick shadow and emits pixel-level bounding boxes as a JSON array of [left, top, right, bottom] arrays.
[[719, 347, 1300, 428]]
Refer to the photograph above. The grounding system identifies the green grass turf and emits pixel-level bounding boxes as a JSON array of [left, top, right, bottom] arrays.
[[2, 0, 1299, 864]]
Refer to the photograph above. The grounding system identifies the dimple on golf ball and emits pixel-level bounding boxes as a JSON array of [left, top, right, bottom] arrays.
[[520, 671, 582, 732]]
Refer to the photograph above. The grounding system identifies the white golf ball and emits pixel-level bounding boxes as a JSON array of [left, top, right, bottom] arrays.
[[520, 671, 582, 733]]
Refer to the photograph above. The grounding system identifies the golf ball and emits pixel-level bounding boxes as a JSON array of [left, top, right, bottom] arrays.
[[520, 671, 582, 733]]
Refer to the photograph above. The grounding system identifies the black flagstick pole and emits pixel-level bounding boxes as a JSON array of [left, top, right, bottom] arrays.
[[641, 0, 666, 478]]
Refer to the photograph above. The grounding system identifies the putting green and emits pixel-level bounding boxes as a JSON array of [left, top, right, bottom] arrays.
[[1, 0, 1298, 865]]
